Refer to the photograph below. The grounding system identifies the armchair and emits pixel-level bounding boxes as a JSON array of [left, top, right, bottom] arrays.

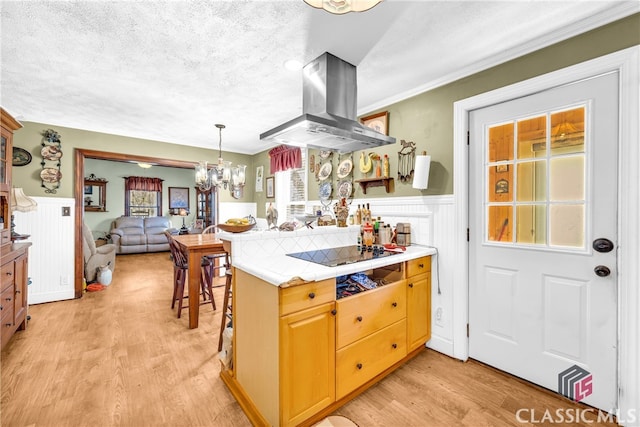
[[82, 222, 117, 282]]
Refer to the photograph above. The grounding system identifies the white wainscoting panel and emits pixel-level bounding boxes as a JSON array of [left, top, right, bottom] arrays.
[[13, 197, 75, 304]]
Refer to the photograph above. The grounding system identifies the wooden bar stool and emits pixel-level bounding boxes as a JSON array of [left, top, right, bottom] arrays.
[[218, 260, 233, 352], [164, 231, 216, 318]]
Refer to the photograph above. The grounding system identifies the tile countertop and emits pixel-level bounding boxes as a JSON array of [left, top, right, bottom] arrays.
[[233, 245, 436, 287]]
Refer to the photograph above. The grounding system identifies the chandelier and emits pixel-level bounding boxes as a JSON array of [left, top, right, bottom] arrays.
[[303, 0, 382, 14], [195, 124, 247, 199]]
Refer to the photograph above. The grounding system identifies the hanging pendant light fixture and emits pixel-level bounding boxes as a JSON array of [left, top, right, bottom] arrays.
[[194, 123, 247, 199], [303, 0, 382, 14]]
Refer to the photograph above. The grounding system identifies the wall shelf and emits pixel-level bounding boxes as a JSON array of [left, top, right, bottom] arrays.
[[355, 177, 393, 194]]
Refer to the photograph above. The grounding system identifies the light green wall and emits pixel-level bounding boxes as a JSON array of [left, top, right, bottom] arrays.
[[304, 13, 639, 199], [83, 159, 197, 236], [11, 121, 255, 207]]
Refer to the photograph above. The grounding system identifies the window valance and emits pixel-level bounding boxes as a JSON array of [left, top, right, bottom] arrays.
[[269, 145, 302, 174], [124, 176, 163, 192]]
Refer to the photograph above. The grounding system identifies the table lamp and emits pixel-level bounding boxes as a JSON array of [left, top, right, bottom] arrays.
[[10, 188, 38, 240], [178, 208, 189, 235]]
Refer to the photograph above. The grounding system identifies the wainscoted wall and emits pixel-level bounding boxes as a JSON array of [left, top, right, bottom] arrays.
[[13, 197, 75, 304], [309, 195, 457, 358]]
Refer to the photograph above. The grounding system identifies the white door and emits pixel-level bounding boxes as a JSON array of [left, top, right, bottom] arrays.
[[469, 72, 618, 411]]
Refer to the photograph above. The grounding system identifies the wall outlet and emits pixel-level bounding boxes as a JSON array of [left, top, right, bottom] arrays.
[[435, 307, 443, 326], [62, 206, 71, 216]]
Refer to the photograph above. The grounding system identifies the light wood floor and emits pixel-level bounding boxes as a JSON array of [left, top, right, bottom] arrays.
[[1, 253, 614, 427]]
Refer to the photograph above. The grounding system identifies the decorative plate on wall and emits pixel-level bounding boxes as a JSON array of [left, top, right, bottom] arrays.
[[41, 145, 63, 160], [336, 159, 353, 179], [337, 181, 352, 199], [319, 182, 332, 201], [40, 167, 62, 183], [12, 147, 32, 166], [318, 162, 332, 181]]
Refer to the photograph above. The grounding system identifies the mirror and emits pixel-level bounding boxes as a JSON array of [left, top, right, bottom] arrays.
[[84, 177, 107, 212]]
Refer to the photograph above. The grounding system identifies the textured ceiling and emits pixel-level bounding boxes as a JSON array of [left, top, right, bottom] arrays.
[[1, 1, 638, 155]]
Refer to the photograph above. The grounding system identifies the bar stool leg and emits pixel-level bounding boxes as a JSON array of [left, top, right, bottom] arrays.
[[218, 270, 233, 352]]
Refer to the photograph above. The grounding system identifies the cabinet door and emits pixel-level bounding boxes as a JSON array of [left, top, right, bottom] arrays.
[[280, 302, 335, 427], [13, 253, 27, 330], [407, 272, 431, 351]]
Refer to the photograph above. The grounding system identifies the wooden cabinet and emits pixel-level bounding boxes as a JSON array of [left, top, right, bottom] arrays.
[[280, 302, 335, 426], [1, 244, 30, 350], [1, 108, 22, 248], [225, 256, 431, 427], [0, 108, 30, 351], [195, 187, 216, 228], [406, 256, 432, 351]]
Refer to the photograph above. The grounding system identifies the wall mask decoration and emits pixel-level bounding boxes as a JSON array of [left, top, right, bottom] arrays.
[[397, 139, 416, 182], [40, 129, 63, 194]]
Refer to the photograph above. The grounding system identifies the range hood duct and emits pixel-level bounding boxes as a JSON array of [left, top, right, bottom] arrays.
[[260, 52, 395, 153]]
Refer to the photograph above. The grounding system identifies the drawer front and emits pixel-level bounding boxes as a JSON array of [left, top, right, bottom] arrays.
[[1, 261, 14, 291], [1, 285, 14, 326], [336, 280, 406, 349], [280, 278, 335, 316], [406, 256, 431, 278], [336, 319, 407, 399]]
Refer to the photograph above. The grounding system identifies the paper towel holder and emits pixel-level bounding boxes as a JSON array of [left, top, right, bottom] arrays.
[[412, 150, 431, 190]]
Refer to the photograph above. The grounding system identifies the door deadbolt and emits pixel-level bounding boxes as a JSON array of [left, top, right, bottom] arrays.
[[593, 238, 614, 253], [594, 265, 611, 277]]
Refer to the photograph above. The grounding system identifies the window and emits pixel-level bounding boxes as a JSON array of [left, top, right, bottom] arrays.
[[124, 176, 163, 217], [275, 149, 307, 222]]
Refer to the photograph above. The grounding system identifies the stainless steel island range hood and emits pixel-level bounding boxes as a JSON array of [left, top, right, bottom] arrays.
[[260, 52, 396, 153]]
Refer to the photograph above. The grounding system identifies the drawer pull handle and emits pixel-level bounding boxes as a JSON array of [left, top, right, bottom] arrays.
[[0, 305, 3, 310], [308, 292, 315, 299], [408, 283, 414, 288], [356, 316, 363, 322], [331, 309, 337, 316], [15, 290, 20, 294], [392, 302, 397, 307], [5, 298, 12, 302], [356, 363, 363, 370], [392, 343, 398, 349], [419, 263, 424, 268], [5, 323, 12, 327], [5, 272, 12, 276]]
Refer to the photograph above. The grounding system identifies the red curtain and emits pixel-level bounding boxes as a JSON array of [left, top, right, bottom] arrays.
[[124, 176, 163, 192], [269, 145, 302, 174]]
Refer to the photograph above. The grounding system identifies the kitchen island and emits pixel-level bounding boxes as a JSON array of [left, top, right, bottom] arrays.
[[218, 227, 435, 427]]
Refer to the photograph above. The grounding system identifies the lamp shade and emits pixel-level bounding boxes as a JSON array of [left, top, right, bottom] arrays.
[[11, 188, 38, 212], [412, 152, 431, 190]]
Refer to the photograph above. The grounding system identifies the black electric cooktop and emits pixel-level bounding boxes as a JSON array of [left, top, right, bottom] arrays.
[[286, 245, 398, 267]]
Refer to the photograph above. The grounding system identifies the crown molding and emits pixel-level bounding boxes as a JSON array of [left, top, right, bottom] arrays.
[[359, 2, 640, 114]]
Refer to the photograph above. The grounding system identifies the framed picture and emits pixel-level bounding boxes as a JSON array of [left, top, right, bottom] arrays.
[[194, 219, 204, 229], [360, 111, 389, 135], [256, 165, 264, 192], [168, 187, 190, 209], [266, 176, 275, 198], [84, 185, 93, 195]]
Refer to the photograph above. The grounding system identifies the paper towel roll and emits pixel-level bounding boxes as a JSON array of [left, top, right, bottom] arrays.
[[412, 154, 431, 189]]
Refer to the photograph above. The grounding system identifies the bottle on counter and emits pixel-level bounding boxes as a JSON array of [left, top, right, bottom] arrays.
[[355, 204, 362, 225]]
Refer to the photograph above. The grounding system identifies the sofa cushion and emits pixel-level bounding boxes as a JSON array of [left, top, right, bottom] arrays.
[[114, 217, 145, 234], [147, 233, 169, 245], [120, 234, 147, 246]]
